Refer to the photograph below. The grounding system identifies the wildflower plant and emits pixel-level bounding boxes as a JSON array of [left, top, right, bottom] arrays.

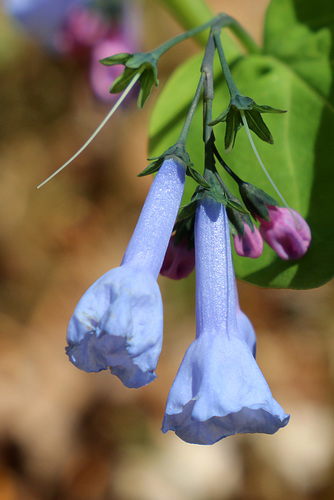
[[36, 0, 333, 444]]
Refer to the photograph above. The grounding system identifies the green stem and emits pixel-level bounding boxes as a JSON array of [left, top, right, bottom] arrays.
[[212, 28, 240, 98], [158, 0, 214, 46], [154, 13, 225, 58], [178, 73, 205, 145], [228, 19, 260, 54], [201, 32, 216, 172], [212, 143, 242, 184], [240, 110, 290, 210], [37, 72, 141, 189]]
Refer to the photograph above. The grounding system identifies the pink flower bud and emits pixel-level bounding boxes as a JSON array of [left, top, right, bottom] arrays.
[[258, 206, 311, 260], [160, 235, 195, 280], [233, 223, 263, 259]]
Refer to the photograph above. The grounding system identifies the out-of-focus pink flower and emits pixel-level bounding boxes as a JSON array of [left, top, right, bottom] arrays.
[[233, 222, 263, 259], [160, 235, 195, 280], [4, 0, 141, 102], [258, 205, 311, 260], [90, 36, 134, 101]]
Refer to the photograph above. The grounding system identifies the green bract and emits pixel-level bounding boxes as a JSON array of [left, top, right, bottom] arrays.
[[210, 95, 286, 153], [100, 52, 159, 108]]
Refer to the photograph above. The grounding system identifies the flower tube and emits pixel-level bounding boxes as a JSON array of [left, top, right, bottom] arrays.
[[66, 157, 186, 388], [162, 196, 289, 444]]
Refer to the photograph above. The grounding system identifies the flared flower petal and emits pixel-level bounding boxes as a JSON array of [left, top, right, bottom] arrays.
[[162, 196, 289, 444], [66, 265, 162, 388], [66, 158, 186, 387], [259, 206, 311, 260], [162, 334, 289, 444]]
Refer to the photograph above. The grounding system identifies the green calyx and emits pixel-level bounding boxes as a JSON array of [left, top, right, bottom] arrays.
[[139, 143, 209, 189], [100, 52, 159, 109], [210, 94, 286, 153], [239, 181, 279, 221]]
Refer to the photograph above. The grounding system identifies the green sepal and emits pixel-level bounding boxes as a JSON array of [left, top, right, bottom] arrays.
[[137, 66, 159, 109], [177, 189, 205, 221], [140, 143, 193, 178], [186, 165, 210, 188], [210, 93, 286, 153], [226, 198, 249, 214], [224, 108, 243, 153], [177, 199, 199, 221], [137, 159, 163, 177], [109, 67, 138, 94], [103, 51, 159, 108], [239, 181, 279, 221], [100, 53, 132, 66], [204, 170, 229, 206], [226, 203, 254, 236], [244, 109, 274, 144]]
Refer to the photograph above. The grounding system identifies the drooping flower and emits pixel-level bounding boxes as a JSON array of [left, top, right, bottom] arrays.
[[160, 235, 195, 280], [233, 222, 263, 259], [162, 196, 289, 444], [258, 205, 311, 260], [66, 157, 186, 388]]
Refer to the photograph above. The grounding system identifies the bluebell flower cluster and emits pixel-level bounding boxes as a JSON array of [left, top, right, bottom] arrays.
[[66, 155, 289, 443]]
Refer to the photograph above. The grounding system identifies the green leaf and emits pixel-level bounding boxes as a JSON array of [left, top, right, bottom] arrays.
[[149, 0, 334, 289]]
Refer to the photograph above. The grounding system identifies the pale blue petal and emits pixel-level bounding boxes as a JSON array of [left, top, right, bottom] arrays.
[[162, 333, 289, 444], [66, 265, 163, 388], [236, 309, 257, 357], [122, 157, 186, 278]]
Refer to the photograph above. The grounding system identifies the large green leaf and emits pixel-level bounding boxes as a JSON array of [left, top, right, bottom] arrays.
[[149, 0, 334, 289]]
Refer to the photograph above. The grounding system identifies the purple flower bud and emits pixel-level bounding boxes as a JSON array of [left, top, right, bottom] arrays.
[[258, 206, 311, 260], [66, 158, 186, 388], [233, 222, 263, 259], [162, 197, 289, 444], [160, 235, 195, 280]]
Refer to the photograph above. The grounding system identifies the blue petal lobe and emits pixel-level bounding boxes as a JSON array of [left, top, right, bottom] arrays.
[[66, 265, 163, 388]]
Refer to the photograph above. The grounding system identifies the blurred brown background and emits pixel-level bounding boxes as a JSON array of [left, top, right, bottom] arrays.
[[0, 1, 333, 499]]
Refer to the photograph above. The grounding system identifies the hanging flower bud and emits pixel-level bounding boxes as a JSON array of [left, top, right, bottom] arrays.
[[233, 222, 263, 259], [160, 235, 195, 280], [258, 206, 311, 260]]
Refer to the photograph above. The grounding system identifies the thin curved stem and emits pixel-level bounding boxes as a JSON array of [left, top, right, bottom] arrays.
[[37, 72, 141, 189]]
